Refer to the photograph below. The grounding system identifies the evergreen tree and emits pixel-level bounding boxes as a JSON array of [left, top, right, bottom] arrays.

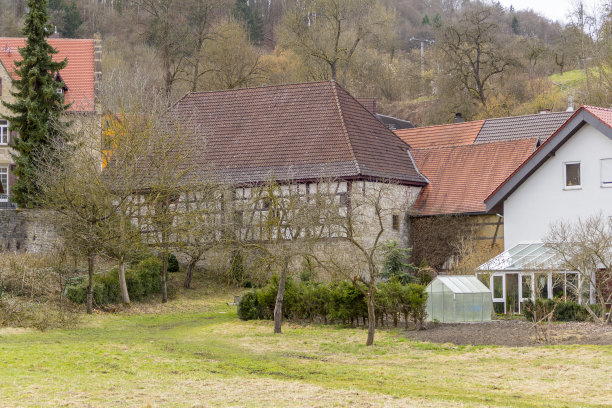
[[232, 0, 264, 45], [62, 0, 82, 38], [1, 0, 69, 208], [511, 16, 520, 35]]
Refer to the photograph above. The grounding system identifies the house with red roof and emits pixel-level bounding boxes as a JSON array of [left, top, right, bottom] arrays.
[[395, 112, 572, 270], [479, 106, 612, 314], [0, 36, 101, 207]]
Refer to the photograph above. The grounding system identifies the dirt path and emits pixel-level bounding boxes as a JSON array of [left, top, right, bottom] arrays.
[[404, 319, 612, 346]]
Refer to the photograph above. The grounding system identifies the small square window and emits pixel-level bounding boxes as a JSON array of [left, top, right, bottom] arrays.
[[392, 214, 400, 231], [601, 158, 612, 187], [564, 162, 581, 188]]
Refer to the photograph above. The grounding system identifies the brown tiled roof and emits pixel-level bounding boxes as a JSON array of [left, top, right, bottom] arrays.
[[394, 120, 484, 149], [168, 81, 427, 186], [410, 138, 538, 215], [0, 38, 95, 112], [475, 112, 573, 144]]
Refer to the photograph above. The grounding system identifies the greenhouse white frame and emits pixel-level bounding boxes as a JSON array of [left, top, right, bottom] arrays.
[[477, 243, 595, 314], [426, 276, 492, 323]]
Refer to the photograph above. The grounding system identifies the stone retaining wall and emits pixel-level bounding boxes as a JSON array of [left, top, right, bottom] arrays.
[[0, 209, 61, 254]]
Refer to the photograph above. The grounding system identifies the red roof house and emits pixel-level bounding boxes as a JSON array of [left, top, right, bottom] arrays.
[[0, 37, 98, 112]]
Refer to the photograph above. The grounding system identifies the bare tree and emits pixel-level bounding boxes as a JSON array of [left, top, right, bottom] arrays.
[[545, 213, 612, 324], [140, 0, 191, 98], [175, 181, 230, 289], [279, 0, 394, 86], [315, 181, 418, 345], [436, 6, 517, 107], [36, 118, 116, 314], [233, 179, 330, 334]]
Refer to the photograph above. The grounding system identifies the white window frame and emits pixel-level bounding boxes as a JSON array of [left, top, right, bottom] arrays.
[[0, 166, 8, 202], [563, 161, 581, 190], [600, 158, 612, 187], [0, 120, 8, 146]]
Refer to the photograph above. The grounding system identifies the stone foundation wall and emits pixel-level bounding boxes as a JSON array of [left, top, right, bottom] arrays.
[[0, 210, 61, 254]]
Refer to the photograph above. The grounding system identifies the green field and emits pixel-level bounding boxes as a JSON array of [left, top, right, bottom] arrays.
[[0, 285, 611, 407]]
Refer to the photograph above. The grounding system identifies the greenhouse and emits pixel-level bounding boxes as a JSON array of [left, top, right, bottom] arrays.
[[477, 243, 591, 315], [426, 276, 492, 323]]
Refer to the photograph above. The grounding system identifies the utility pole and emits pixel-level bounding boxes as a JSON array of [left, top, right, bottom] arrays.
[[409, 37, 435, 76]]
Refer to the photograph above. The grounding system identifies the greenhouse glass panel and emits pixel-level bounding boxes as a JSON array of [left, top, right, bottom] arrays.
[[426, 276, 492, 323]]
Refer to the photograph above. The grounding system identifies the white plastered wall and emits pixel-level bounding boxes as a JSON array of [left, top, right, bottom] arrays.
[[503, 123, 612, 250]]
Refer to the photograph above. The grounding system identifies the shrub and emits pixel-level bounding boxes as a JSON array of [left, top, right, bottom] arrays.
[[237, 278, 428, 328], [330, 281, 365, 324], [238, 291, 262, 320], [64, 257, 163, 305], [167, 254, 180, 273]]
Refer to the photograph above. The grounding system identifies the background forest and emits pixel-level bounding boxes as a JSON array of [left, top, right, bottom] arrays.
[[2, 0, 612, 125]]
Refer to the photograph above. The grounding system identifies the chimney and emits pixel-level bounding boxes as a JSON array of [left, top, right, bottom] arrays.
[[49, 26, 60, 38], [454, 112, 464, 123], [93, 32, 102, 113]]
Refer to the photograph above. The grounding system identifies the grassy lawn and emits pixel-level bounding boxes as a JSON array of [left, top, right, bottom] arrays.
[[0, 284, 611, 407]]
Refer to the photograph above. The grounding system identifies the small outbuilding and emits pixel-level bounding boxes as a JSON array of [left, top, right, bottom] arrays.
[[426, 276, 492, 323]]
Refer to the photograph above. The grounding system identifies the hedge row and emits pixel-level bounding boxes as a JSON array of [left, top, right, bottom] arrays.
[[238, 277, 428, 329], [65, 257, 163, 305], [522, 298, 595, 322]]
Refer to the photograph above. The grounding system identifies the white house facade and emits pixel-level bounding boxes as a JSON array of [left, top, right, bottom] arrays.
[[481, 106, 612, 313], [502, 122, 612, 250]]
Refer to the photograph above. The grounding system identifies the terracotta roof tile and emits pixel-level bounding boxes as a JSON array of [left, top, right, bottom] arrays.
[[0, 38, 95, 112], [168, 81, 427, 185], [410, 138, 538, 215], [394, 120, 484, 148]]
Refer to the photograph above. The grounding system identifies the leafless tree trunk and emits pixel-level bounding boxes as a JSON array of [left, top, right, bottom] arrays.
[[273, 258, 289, 334], [87, 254, 95, 314]]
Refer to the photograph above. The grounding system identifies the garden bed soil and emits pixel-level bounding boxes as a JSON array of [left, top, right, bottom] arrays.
[[403, 319, 612, 346]]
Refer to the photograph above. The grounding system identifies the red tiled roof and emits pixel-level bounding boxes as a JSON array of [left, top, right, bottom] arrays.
[[0, 38, 95, 112], [485, 105, 612, 210], [410, 138, 538, 215], [583, 105, 612, 128], [394, 120, 484, 149], [167, 81, 428, 186]]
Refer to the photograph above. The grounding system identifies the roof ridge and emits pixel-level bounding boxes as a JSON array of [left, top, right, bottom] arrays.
[[482, 111, 573, 123], [330, 82, 361, 175], [396, 119, 485, 132], [180, 80, 335, 97]]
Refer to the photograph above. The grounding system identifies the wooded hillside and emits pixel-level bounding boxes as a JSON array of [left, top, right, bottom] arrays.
[[1, 0, 610, 125]]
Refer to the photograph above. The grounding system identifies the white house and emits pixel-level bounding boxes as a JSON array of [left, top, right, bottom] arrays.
[[480, 106, 612, 313]]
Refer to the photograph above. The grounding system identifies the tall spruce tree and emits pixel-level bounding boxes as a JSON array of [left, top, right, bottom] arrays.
[[232, 0, 264, 45], [1, 0, 69, 208]]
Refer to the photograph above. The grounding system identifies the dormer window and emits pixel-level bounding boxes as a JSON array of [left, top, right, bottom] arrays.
[[564, 162, 581, 189], [54, 73, 68, 95]]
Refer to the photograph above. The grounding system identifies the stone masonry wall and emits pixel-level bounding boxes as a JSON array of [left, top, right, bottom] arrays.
[[0, 210, 61, 254]]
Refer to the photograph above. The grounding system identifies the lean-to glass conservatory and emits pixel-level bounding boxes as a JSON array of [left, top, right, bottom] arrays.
[[477, 243, 592, 314], [426, 276, 492, 323]]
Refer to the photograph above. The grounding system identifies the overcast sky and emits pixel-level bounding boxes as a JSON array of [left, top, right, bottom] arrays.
[[496, 0, 606, 24]]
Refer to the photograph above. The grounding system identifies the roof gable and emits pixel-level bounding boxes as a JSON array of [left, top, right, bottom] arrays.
[[0, 38, 95, 112], [168, 81, 428, 186], [485, 106, 612, 213], [410, 138, 537, 215]]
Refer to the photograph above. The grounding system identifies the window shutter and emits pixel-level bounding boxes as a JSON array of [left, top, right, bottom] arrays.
[[601, 159, 612, 185]]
